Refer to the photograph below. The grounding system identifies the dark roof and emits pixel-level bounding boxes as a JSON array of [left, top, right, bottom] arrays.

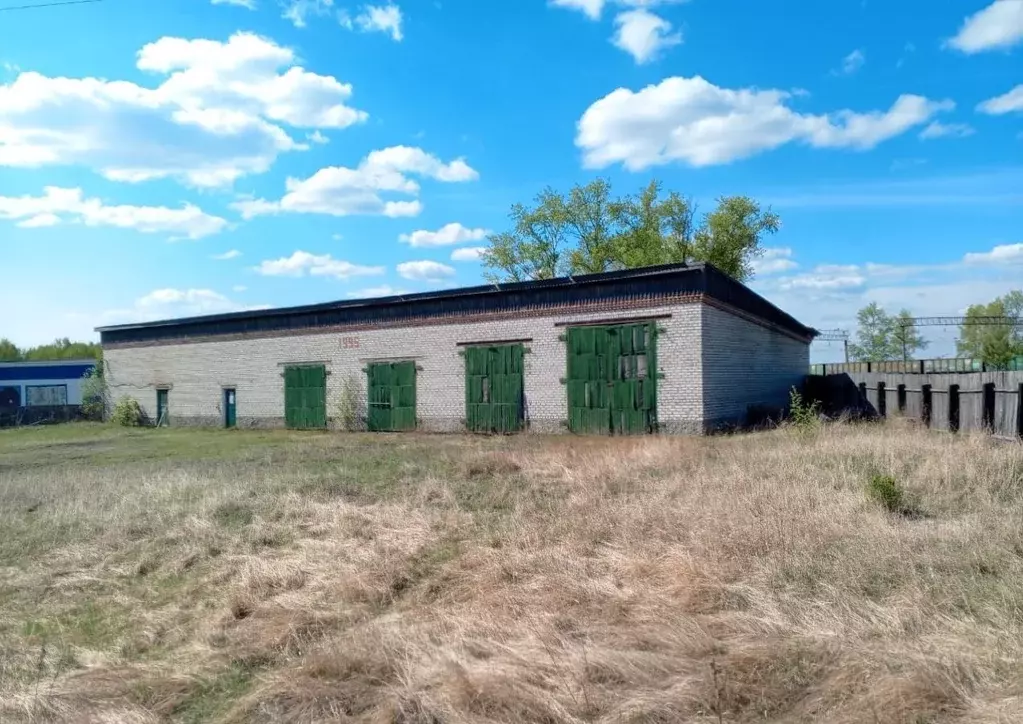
[[98, 263, 815, 345]]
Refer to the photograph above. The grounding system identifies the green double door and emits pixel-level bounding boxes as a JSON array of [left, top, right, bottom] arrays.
[[465, 344, 524, 434], [566, 323, 657, 435], [284, 365, 327, 429], [367, 361, 417, 431]]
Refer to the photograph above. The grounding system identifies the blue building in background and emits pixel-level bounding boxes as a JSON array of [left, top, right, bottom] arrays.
[[0, 360, 97, 409]]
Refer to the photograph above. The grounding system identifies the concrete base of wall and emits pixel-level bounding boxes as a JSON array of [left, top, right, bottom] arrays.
[[156, 414, 712, 435]]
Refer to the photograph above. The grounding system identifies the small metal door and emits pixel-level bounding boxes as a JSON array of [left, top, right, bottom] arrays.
[[156, 389, 169, 427], [224, 388, 237, 428]]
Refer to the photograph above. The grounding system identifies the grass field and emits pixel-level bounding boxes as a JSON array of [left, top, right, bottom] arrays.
[[1, 421, 1021, 723]]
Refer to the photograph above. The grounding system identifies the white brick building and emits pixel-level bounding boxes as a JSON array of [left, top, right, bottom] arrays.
[[99, 263, 814, 434]]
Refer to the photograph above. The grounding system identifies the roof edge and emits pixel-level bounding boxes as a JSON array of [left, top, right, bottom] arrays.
[[95, 262, 705, 333]]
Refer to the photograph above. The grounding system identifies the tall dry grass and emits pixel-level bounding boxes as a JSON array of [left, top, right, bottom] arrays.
[[1, 421, 1021, 723]]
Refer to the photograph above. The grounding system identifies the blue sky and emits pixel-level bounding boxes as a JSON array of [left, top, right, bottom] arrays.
[[1, 0, 1021, 361]]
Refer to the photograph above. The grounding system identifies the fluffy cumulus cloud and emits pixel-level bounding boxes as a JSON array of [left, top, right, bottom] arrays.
[[919, 121, 975, 140], [0, 186, 227, 239], [978, 84, 1023, 115], [552, 0, 684, 63], [450, 246, 487, 262], [0, 32, 366, 187], [397, 260, 456, 282], [612, 9, 681, 64], [102, 288, 265, 326], [576, 75, 953, 169], [340, 4, 404, 41], [963, 242, 1023, 265], [233, 146, 479, 219], [947, 0, 1023, 53], [254, 250, 385, 278], [751, 247, 798, 275], [281, 0, 335, 27], [399, 222, 489, 247]]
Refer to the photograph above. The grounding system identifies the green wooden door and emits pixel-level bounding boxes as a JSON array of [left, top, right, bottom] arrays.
[[156, 389, 169, 427], [566, 323, 657, 435], [367, 361, 417, 431], [465, 344, 524, 433], [224, 388, 237, 428], [284, 365, 327, 429]]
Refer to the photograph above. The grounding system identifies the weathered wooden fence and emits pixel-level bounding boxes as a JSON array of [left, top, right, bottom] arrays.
[[808, 371, 1023, 438]]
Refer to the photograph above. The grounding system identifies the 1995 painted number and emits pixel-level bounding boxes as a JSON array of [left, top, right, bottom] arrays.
[[341, 336, 360, 350]]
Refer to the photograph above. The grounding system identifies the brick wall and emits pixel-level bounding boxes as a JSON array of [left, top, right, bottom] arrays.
[[700, 304, 809, 428], [105, 301, 706, 433]]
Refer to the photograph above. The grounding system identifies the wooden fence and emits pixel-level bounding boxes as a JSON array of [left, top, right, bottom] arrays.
[[807, 370, 1023, 439]]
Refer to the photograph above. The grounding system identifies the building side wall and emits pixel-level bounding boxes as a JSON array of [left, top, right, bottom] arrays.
[[700, 304, 809, 428], [104, 302, 705, 433]]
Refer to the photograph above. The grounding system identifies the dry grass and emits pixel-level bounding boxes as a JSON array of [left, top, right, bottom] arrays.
[[1, 420, 1022, 723]]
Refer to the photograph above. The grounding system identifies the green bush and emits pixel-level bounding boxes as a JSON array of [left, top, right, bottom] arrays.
[[80, 362, 107, 420], [335, 373, 363, 432], [868, 474, 904, 513], [111, 397, 143, 427], [788, 387, 821, 432]]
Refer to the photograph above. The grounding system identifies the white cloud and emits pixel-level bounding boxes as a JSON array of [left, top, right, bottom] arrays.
[[451, 246, 487, 262], [397, 260, 456, 282], [549, 0, 605, 20], [213, 249, 242, 260], [347, 285, 411, 298], [963, 242, 1023, 265], [919, 121, 975, 139], [947, 0, 1023, 53], [282, 0, 334, 27], [212, 0, 256, 8], [255, 250, 384, 278], [978, 84, 1023, 115], [836, 49, 865, 75], [399, 222, 489, 247], [233, 145, 478, 218], [0, 32, 366, 187], [612, 9, 681, 64], [550, 0, 683, 20], [577, 75, 953, 169], [102, 288, 265, 326], [0, 186, 227, 239], [341, 4, 404, 41], [308, 130, 329, 144], [752, 247, 798, 275]]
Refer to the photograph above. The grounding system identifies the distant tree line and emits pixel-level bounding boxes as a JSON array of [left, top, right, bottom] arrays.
[[0, 337, 102, 362], [848, 291, 1023, 367]]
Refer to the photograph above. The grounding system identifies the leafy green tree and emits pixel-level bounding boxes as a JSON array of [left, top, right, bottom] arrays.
[[482, 180, 780, 283], [21, 338, 101, 361], [0, 338, 20, 362], [957, 291, 1023, 368], [693, 196, 780, 282], [849, 303, 928, 361]]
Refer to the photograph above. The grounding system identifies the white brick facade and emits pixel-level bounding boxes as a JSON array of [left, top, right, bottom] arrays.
[[104, 299, 808, 434], [701, 304, 809, 426]]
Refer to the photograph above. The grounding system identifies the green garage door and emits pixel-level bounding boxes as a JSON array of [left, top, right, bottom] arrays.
[[284, 365, 327, 429], [465, 344, 524, 434], [566, 323, 657, 435], [367, 361, 417, 431]]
